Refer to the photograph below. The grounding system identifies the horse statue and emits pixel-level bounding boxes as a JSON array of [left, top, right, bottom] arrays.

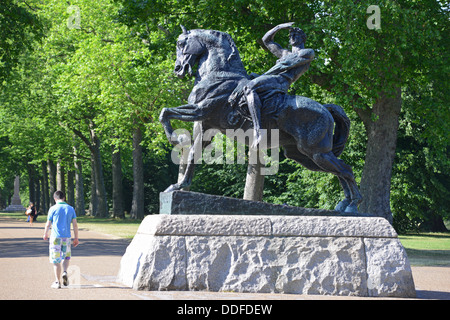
[[159, 25, 362, 213]]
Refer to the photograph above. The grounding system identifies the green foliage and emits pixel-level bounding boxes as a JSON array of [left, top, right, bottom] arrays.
[[0, 0, 44, 82], [0, 0, 448, 230], [391, 101, 450, 233], [192, 162, 247, 199]]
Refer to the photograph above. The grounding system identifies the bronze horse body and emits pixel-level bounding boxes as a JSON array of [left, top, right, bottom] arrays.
[[159, 27, 362, 213]]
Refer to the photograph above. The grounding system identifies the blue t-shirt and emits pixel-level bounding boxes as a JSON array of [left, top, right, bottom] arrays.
[[47, 202, 77, 238]]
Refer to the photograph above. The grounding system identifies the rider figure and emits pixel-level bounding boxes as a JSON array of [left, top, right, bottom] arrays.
[[229, 22, 315, 147]]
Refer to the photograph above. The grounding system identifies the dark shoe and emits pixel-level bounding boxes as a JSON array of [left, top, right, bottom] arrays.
[[62, 271, 69, 286]]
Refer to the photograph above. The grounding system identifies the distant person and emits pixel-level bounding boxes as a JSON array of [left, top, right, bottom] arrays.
[[26, 202, 36, 226], [43, 191, 79, 289]]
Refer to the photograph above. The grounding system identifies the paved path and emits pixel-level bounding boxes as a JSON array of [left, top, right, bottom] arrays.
[[1, 217, 449, 300]]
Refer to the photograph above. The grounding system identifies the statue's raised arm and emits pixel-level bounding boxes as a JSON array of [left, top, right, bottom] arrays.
[[262, 22, 295, 58]]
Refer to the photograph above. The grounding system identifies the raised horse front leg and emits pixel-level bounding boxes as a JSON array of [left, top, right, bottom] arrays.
[[159, 104, 207, 146]]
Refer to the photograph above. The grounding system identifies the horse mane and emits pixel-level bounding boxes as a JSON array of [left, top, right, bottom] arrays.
[[190, 29, 239, 62]]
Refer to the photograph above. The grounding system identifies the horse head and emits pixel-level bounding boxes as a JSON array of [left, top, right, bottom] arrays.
[[174, 26, 206, 78], [174, 27, 245, 79]]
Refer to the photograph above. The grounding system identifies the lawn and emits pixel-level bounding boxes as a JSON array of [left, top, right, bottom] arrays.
[[399, 233, 450, 267], [75, 215, 141, 239], [1, 211, 449, 266], [0, 211, 141, 239]]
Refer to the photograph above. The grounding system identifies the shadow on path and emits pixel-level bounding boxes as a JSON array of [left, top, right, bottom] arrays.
[[0, 237, 130, 258], [416, 290, 450, 300], [0, 217, 130, 259]]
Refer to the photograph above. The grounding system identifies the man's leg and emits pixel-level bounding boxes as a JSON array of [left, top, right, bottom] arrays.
[[62, 258, 70, 286], [53, 263, 61, 283], [49, 237, 62, 288], [62, 258, 70, 273], [61, 238, 71, 286], [243, 86, 263, 148]]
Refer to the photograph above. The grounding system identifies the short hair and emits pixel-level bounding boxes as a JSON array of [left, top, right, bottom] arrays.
[[54, 190, 65, 200], [289, 27, 307, 43]]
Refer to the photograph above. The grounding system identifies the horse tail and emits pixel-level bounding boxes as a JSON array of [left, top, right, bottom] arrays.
[[324, 104, 350, 157]]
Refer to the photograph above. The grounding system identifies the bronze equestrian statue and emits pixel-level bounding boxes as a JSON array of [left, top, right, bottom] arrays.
[[159, 23, 362, 213]]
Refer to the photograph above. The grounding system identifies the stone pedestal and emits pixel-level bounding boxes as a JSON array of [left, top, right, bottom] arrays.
[[117, 214, 416, 298], [5, 176, 26, 212]]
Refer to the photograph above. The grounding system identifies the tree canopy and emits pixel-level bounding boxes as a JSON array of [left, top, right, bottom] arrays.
[[0, 0, 448, 232]]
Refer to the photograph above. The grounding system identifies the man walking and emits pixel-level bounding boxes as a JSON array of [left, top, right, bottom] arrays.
[[43, 191, 79, 289]]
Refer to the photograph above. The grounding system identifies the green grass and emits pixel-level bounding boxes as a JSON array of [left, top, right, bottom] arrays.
[[399, 233, 450, 267], [2, 211, 449, 265], [0, 211, 141, 239], [75, 215, 141, 239], [0, 211, 27, 220]]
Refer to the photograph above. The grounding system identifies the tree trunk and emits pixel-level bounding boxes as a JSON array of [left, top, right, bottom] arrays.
[[35, 177, 41, 215], [112, 147, 124, 218], [89, 155, 98, 216], [67, 170, 75, 207], [243, 148, 265, 201], [358, 89, 402, 223], [90, 132, 108, 217], [56, 160, 65, 194], [130, 125, 144, 219], [72, 122, 108, 217], [27, 164, 37, 204], [47, 160, 56, 206], [421, 211, 449, 232], [41, 161, 49, 214], [74, 151, 85, 216]]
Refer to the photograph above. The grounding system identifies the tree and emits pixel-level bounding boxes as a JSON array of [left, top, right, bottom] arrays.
[[110, 144, 124, 218], [0, 32, 75, 212], [0, 0, 44, 82], [2, 0, 446, 229], [306, 0, 448, 222], [130, 124, 144, 219], [53, 0, 186, 217], [391, 81, 449, 232], [115, 0, 448, 223]]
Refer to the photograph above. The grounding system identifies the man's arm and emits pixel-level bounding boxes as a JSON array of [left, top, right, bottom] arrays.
[[264, 49, 315, 76], [43, 220, 51, 240], [72, 219, 79, 247], [262, 22, 295, 59]]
